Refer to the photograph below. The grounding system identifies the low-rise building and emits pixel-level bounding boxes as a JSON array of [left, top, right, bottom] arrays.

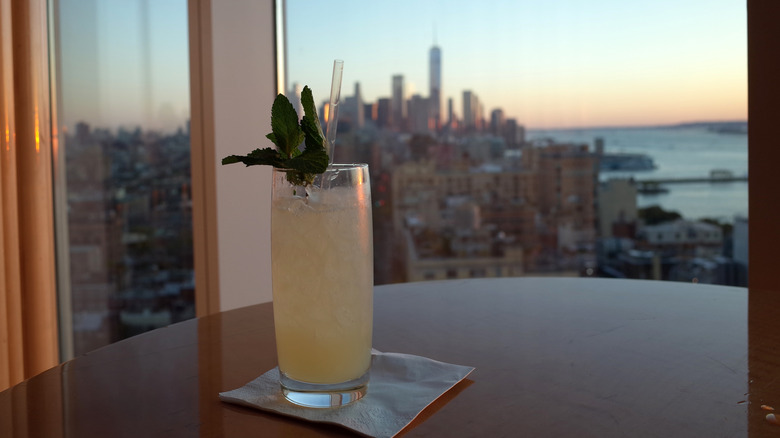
[[403, 228, 524, 282], [639, 219, 722, 248]]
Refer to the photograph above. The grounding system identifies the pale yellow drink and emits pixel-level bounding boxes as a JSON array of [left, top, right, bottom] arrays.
[[271, 166, 373, 385]]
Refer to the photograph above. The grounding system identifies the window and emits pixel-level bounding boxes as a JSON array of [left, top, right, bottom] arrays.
[[52, 0, 193, 356], [3, 0, 768, 393], [285, 0, 747, 287]]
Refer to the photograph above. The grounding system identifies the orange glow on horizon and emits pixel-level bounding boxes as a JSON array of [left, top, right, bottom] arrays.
[[323, 103, 331, 123]]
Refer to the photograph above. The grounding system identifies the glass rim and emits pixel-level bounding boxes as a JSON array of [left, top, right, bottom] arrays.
[[271, 163, 368, 173]]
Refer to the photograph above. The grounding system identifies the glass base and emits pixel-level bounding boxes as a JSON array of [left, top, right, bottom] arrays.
[[280, 370, 369, 408]]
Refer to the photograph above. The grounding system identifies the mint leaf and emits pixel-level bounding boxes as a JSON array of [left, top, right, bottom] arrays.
[[248, 147, 285, 166], [222, 147, 283, 167], [285, 146, 328, 174], [301, 115, 326, 150], [300, 86, 327, 151], [270, 93, 304, 158], [280, 144, 328, 186], [222, 86, 331, 186]]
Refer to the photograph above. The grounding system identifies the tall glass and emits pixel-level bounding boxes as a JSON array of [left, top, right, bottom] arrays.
[[271, 164, 374, 408]]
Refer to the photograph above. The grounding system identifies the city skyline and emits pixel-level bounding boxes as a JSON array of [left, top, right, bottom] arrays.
[[49, 0, 749, 359], [55, 1, 747, 133], [287, 0, 747, 129]]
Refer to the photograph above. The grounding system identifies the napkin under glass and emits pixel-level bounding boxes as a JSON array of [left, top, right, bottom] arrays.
[[219, 350, 474, 438]]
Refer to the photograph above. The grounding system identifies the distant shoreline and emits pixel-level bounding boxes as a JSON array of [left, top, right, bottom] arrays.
[[529, 120, 748, 133]]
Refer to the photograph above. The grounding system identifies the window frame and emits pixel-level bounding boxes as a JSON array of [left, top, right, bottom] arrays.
[[42, 0, 777, 360], [188, 0, 280, 315]]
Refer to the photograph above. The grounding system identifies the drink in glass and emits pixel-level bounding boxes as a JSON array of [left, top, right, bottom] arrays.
[[271, 164, 373, 407]]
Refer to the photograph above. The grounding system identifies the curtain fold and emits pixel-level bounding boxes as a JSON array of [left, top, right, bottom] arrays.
[[0, 0, 59, 392], [0, 0, 24, 392]]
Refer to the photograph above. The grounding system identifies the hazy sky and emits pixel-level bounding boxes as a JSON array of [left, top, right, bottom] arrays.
[[59, 0, 190, 133], [57, 0, 746, 132], [286, 0, 747, 129]]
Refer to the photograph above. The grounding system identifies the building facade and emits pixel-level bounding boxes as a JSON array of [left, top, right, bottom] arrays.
[[391, 74, 406, 129], [429, 45, 442, 131]]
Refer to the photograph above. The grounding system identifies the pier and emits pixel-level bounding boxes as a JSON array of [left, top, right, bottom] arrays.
[[638, 176, 747, 184], [635, 175, 747, 193]]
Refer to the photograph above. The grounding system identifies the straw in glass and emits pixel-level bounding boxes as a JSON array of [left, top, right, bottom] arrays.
[[325, 60, 344, 164]]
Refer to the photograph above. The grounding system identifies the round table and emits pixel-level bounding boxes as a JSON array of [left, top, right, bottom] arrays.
[[2, 277, 775, 437]]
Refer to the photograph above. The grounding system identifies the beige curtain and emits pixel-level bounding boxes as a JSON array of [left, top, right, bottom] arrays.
[[0, 0, 59, 392]]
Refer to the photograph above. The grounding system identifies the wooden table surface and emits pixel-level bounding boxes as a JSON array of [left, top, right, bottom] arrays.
[[2, 277, 779, 437]]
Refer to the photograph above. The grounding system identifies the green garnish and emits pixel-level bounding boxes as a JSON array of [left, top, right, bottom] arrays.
[[222, 86, 329, 186]]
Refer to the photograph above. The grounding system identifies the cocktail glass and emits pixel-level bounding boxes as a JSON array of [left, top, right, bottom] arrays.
[[271, 164, 373, 408]]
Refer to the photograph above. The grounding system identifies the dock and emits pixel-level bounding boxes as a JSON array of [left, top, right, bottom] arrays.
[[635, 175, 747, 193], [637, 176, 748, 184]]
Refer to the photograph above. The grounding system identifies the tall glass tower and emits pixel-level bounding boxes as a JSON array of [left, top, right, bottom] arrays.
[[391, 74, 405, 129], [429, 45, 441, 131]]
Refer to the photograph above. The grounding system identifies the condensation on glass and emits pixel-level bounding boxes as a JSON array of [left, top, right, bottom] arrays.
[[52, 0, 193, 356]]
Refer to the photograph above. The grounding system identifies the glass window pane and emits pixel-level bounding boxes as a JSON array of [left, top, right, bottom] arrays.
[[53, 0, 193, 355], [285, 0, 747, 287]]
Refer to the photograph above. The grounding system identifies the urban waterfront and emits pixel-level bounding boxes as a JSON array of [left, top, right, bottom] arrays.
[[530, 124, 748, 222], [40, 0, 746, 362], [281, 32, 750, 289]]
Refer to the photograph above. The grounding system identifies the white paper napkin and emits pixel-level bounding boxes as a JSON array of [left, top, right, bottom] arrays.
[[219, 351, 474, 437]]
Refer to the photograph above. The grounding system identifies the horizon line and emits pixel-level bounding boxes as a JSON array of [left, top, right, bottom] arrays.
[[528, 119, 748, 131]]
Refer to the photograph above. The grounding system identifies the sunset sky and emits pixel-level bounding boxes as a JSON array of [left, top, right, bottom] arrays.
[[286, 0, 747, 129], [57, 0, 746, 132], [58, 0, 190, 133]]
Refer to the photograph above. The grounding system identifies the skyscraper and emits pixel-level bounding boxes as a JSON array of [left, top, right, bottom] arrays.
[[377, 98, 391, 128], [429, 45, 441, 131], [343, 82, 365, 130], [353, 82, 364, 128], [504, 119, 525, 148], [408, 94, 430, 134], [391, 75, 406, 129], [490, 108, 504, 136], [463, 90, 480, 131], [447, 97, 455, 128]]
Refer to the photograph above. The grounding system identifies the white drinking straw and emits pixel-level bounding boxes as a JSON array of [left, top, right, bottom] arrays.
[[325, 60, 344, 164]]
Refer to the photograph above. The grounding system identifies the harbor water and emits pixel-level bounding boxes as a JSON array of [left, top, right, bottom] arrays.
[[528, 124, 748, 223]]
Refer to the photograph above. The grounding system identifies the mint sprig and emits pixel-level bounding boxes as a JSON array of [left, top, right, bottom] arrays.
[[222, 86, 329, 186]]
